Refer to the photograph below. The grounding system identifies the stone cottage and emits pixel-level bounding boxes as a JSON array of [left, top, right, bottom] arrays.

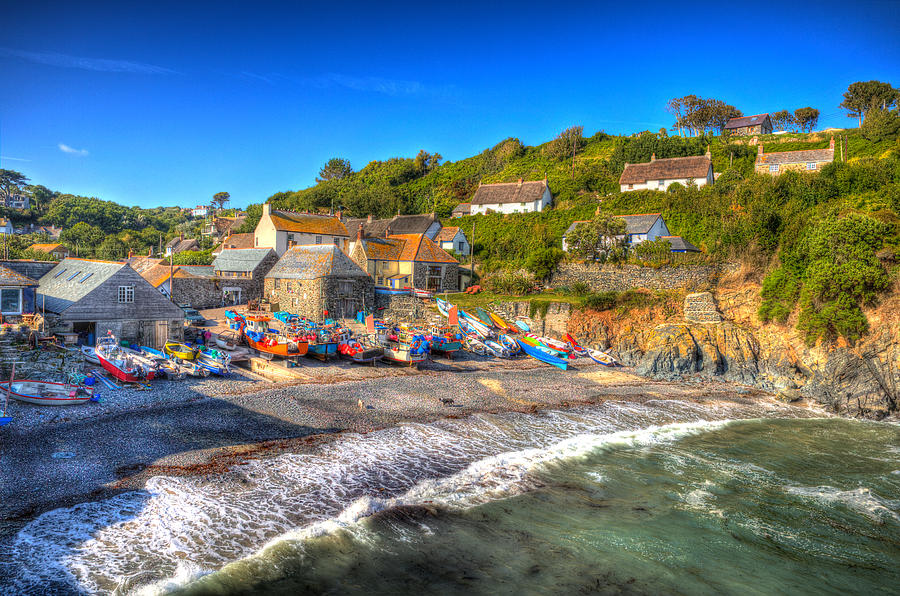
[[351, 229, 459, 292], [36, 258, 185, 347], [619, 152, 713, 192], [212, 248, 278, 305], [139, 262, 221, 308], [343, 212, 442, 255], [264, 245, 374, 320], [755, 138, 835, 175], [563, 213, 674, 252], [724, 113, 773, 136], [164, 236, 201, 256]]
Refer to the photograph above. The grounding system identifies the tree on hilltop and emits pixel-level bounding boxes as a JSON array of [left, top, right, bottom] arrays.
[[770, 110, 795, 131], [212, 191, 230, 212], [793, 107, 820, 133], [567, 213, 627, 262], [0, 169, 29, 203], [316, 158, 353, 183], [414, 150, 443, 174], [840, 81, 900, 127]]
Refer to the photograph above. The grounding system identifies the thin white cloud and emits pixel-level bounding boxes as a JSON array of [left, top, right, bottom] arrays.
[[0, 156, 31, 162], [323, 73, 427, 96], [58, 143, 88, 156], [0, 47, 177, 75]]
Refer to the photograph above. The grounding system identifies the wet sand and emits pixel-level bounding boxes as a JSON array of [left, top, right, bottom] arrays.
[[0, 356, 776, 541]]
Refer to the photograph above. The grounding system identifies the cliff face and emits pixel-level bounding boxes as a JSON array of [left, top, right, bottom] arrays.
[[504, 284, 900, 419]]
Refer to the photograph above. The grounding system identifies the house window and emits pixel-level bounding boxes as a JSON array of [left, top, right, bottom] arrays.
[[426, 265, 443, 291], [118, 285, 134, 303], [315, 236, 322, 244], [457, 241, 464, 252], [273, 278, 280, 289], [628, 184, 634, 190], [0, 288, 21, 314], [334, 237, 340, 245], [806, 162, 817, 170], [520, 202, 526, 207], [769, 164, 779, 172], [658, 180, 665, 188]]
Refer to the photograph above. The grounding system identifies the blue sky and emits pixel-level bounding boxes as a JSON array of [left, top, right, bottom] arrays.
[[1, 0, 898, 209]]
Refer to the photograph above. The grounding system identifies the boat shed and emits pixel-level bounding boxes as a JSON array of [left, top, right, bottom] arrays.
[[0, 264, 39, 322], [36, 258, 185, 348], [264, 245, 374, 319]]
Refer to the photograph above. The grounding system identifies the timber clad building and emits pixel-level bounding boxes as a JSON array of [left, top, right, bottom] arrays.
[[265, 245, 374, 320], [619, 153, 713, 192], [755, 138, 835, 175], [35, 258, 185, 348]]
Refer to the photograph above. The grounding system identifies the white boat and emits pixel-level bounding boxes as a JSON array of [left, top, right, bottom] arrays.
[[215, 330, 241, 351], [81, 345, 100, 365], [0, 380, 94, 406]]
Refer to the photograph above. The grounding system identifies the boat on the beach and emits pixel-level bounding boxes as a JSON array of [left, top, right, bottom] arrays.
[[215, 330, 242, 351], [0, 380, 95, 405], [374, 286, 410, 296], [80, 345, 101, 365], [137, 346, 187, 380], [338, 337, 384, 364], [516, 338, 569, 370], [164, 341, 197, 361], [235, 312, 309, 359], [564, 334, 619, 366], [196, 346, 231, 375], [369, 328, 428, 367], [96, 335, 157, 383]]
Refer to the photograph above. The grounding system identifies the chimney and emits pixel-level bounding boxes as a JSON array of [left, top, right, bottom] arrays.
[[179, 233, 184, 241], [367, 214, 374, 223], [262, 203, 271, 216], [651, 153, 656, 161], [357, 223, 364, 242], [517, 177, 523, 186], [758, 143, 764, 155], [385, 225, 392, 238], [335, 209, 342, 220], [705, 145, 711, 158], [829, 137, 835, 150], [397, 208, 401, 216]]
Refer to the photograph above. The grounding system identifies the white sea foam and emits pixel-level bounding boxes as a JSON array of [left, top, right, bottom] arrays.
[[784, 485, 900, 523], [0, 399, 799, 595]]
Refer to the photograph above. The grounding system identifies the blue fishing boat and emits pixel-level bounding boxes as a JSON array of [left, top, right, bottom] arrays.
[[196, 346, 231, 375], [515, 339, 568, 370], [307, 341, 338, 360]]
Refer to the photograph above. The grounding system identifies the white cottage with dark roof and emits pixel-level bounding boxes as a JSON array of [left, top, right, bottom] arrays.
[[36, 258, 185, 347], [469, 178, 552, 215], [562, 213, 694, 253], [212, 248, 278, 306], [619, 153, 714, 192]]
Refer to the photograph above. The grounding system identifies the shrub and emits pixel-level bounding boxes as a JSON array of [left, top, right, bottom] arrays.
[[571, 281, 591, 296], [525, 246, 563, 280], [482, 271, 534, 295], [581, 291, 618, 310], [758, 266, 801, 323]]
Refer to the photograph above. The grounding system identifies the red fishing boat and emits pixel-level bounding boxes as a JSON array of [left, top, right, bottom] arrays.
[[235, 313, 309, 358], [95, 334, 157, 383]]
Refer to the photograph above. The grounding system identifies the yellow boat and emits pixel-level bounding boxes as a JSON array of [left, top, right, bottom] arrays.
[[489, 312, 518, 333], [164, 341, 197, 360]]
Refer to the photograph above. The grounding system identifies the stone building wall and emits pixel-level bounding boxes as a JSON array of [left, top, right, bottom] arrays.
[[375, 293, 428, 322], [264, 276, 374, 320], [549, 262, 736, 293], [171, 278, 221, 309], [411, 262, 460, 293], [754, 160, 828, 175]]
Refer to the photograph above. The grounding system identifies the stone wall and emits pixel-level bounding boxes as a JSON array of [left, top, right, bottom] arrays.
[[411, 262, 460, 293], [172, 278, 221, 309], [683, 292, 723, 323], [375, 294, 428, 322], [549, 262, 736, 293]]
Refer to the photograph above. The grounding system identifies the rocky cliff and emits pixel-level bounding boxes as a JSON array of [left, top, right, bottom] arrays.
[[497, 283, 900, 419]]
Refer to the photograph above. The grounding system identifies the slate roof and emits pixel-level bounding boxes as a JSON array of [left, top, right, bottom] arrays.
[[435, 226, 461, 242], [37, 258, 125, 314], [660, 236, 700, 252], [470, 179, 549, 205], [141, 264, 215, 288], [219, 233, 254, 250], [269, 209, 349, 236], [165, 238, 200, 252], [267, 245, 369, 280], [345, 214, 438, 239], [212, 248, 275, 273], [28, 243, 66, 254], [619, 156, 712, 185], [452, 202, 471, 215], [757, 147, 835, 165], [564, 214, 663, 236], [360, 234, 458, 264], [0, 264, 38, 287], [725, 114, 770, 130]]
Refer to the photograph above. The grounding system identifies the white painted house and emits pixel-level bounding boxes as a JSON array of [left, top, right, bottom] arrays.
[[469, 178, 552, 215], [435, 226, 470, 256], [562, 213, 673, 252], [254, 203, 350, 256], [618, 153, 713, 192]]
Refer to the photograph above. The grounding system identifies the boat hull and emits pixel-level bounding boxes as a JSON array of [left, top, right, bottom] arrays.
[[382, 347, 427, 366], [0, 381, 94, 406], [97, 354, 148, 383], [246, 337, 309, 357], [164, 343, 197, 360], [307, 342, 338, 360], [515, 339, 568, 370]]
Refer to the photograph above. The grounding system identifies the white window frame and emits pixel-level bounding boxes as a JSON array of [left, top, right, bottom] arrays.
[[0, 288, 22, 315], [806, 162, 817, 170], [315, 235, 322, 244], [117, 285, 134, 304], [658, 180, 665, 188], [769, 164, 779, 172]]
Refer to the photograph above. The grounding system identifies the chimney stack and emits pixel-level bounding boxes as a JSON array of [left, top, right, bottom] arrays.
[[357, 223, 364, 242], [367, 213, 374, 223], [517, 177, 523, 185], [758, 143, 764, 155], [385, 225, 392, 238], [262, 203, 271, 217], [335, 209, 342, 220], [651, 153, 656, 161]]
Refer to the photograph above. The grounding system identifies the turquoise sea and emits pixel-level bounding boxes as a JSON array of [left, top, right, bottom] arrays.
[[2, 400, 898, 595]]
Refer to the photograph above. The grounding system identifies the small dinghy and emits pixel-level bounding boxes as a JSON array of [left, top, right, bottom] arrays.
[[165, 341, 197, 361], [516, 339, 569, 370], [215, 330, 241, 351], [0, 380, 95, 406], [96, 334, 156, 383], [81, 345, 101, 365], [196, 346, 231, 375], [338, 337, 383, 365]]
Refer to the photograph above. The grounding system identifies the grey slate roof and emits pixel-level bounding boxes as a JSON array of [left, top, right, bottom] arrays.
[[266, 245, 369, 280], [166, 238, 200, 252], [345, 214, 439, 239], [179, 266, 215, 277], [757, 147, 835, 165], [452, 202, 471, 214], [660, 236, 700, 252], [725, 114, 770, 129], [0, 264, 38, 287], [37, 258, 124, 314], [213, 248, 275, 273], [563, 214, 663, 236]]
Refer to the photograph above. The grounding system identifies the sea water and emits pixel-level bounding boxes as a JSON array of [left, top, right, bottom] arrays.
[[1, 400, 898, 595]]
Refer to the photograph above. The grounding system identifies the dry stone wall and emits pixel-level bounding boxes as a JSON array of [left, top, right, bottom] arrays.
[[549, 263, 737, 293]]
